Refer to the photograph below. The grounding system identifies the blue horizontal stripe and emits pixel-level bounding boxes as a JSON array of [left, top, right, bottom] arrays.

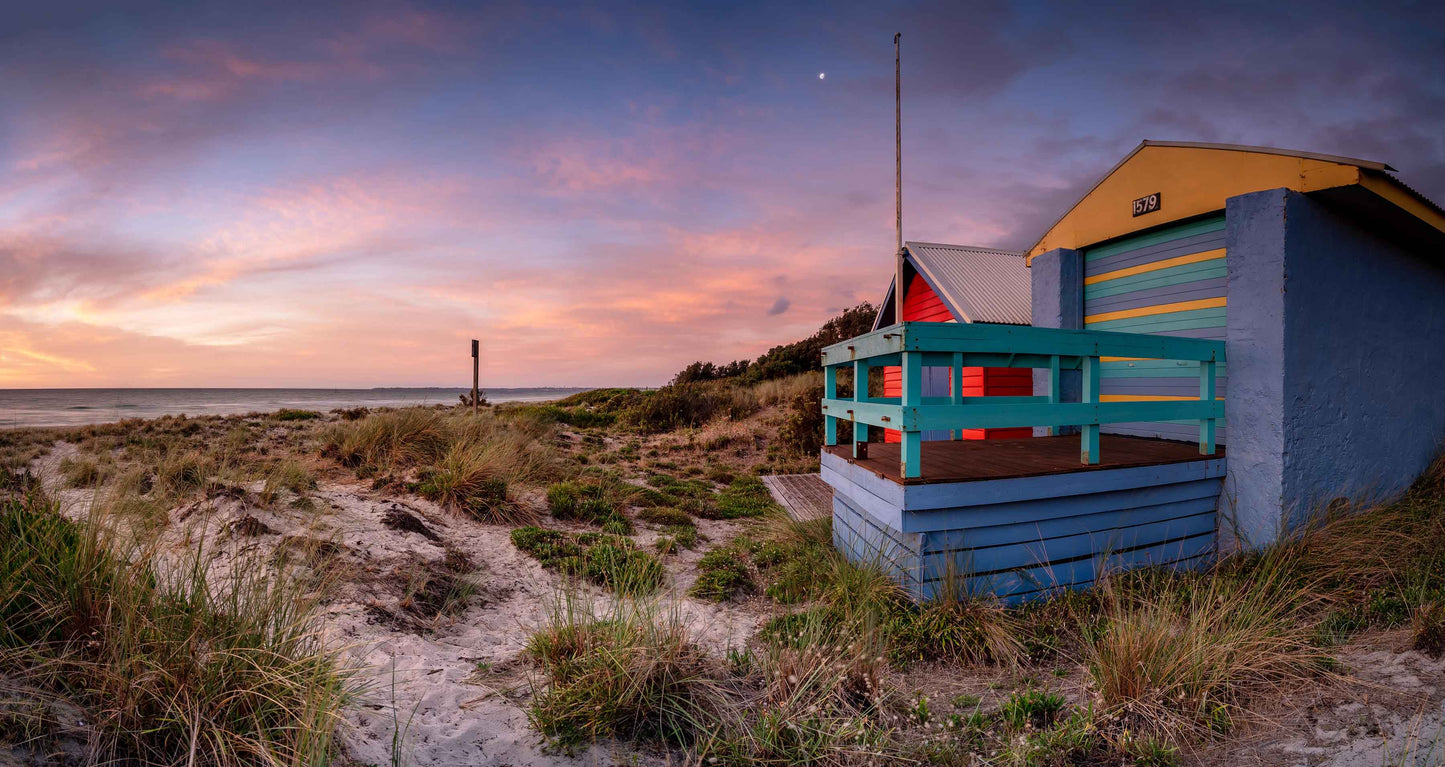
[[1101, 360, 1228, 378], [1084, 215, 1225, 262], [1085, 277, 1227, 314]]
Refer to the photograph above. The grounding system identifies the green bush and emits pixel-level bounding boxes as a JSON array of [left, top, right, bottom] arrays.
[[699, 475, 776, 520], [997, 689, 1067, 731], [274, 409, 322, 421], [689, 547, 754, 602], [637, 507, 693, 527], [546, 480, 633, 530], [776, 382, 825, 456], [511, 527, 662, 595]]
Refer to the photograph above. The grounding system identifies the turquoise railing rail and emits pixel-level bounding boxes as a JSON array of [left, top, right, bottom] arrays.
[[820, 322, 1224, 479]]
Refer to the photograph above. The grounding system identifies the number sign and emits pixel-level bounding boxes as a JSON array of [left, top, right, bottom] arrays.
[[1132, 192, 1161, 217]]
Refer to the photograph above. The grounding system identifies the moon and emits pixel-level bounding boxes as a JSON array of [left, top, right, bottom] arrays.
[[818, 72, 825, 80]]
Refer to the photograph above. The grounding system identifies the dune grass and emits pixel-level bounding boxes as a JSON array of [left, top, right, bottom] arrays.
[[511, 526, 665, 596], [0, 486, 356, 766], [323, 408, 563, 523]]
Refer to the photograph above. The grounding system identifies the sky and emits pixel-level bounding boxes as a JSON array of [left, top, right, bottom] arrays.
[[2, 0, 1442, 389]]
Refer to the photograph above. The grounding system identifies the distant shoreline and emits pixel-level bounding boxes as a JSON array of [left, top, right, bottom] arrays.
[[0, 387, 600, 430]]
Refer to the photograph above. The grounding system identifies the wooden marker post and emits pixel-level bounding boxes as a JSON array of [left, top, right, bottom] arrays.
[[471, 339, 480, 417]]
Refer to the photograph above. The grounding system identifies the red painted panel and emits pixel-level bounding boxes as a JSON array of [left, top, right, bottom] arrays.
[[878, 274, 1033, 442]]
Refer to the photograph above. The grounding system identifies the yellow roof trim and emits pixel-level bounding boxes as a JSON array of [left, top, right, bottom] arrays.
[[1357, 171, 1445, 240], [1023, 141, 1414, 264]]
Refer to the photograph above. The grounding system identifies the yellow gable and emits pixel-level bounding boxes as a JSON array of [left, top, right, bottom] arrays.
[[1023, 142, 1440, 263]]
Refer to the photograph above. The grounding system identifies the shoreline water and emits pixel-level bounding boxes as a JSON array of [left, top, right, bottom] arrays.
[[0, 387, 595, 430]]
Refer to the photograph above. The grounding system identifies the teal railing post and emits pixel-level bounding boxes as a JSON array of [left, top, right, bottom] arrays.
[[900, 350, 922, 478], [1081, 355, 1100, 464], [1199, 359, 1217, 455], [950, 351, 963, 440], [824, 364, 838, 447], [1047, 354, 1062, 436], [853, 360, 870, 458]]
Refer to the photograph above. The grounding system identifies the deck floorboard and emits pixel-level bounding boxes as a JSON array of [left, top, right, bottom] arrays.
[[824, 435, 1221, 485]]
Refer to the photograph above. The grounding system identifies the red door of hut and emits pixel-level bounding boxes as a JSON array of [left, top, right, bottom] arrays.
[[883, 273, 1032, 442]]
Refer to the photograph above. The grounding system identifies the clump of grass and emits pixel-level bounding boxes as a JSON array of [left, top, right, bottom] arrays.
[[274, 408, 322, 421], [324, 409, 561, 521], [689, 546, 755, 602], [884, 597, 1023, 668], [997, 688, 1066, 730], [511, 527, 664, 595], [637, 506, 693, 527], [0, 489, 354, 765], [1084, 557, 1330, 742], [1411, 600, 1445, 657], [546, 479, 634, 530], [415, 442, 522, 524], [656, 525, 701, 554], [260, 459, 316, 508], [698, 475, 776, 520], [59, 455, 110, 488], [526, 595, 723, 750], [153, 448, 214, 500]]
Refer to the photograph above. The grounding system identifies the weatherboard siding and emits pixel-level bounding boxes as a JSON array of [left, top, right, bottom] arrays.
[[824, 449, 1224, 603], [882, 274, 1032, 442], [1084, 216, 1227, 443]]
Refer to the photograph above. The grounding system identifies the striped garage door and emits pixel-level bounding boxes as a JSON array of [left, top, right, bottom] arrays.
[[1082, 215, 1226, 443]]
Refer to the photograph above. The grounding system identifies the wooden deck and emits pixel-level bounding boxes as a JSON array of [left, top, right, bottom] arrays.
[[823, 435, 1223, 485], [761, 474, 833, 522]]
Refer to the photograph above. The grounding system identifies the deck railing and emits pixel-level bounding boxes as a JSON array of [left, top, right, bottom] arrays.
[[820, 322, 1224, 479]]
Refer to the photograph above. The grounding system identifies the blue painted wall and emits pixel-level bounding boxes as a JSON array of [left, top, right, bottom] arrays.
[[1224, 188, 1445, 545], [1029, 248, 1082, 436], [1221, 190, 1290, 546]]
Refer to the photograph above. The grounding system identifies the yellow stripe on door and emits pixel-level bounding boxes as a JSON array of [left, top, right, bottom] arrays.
[[1084, 248, 1225, 286], [1084, 296, 1226, 324]]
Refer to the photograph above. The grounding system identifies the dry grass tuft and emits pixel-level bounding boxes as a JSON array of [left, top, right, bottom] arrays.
[[1085, 557, 1331, 741], [526, 594, 725, 750], [0, 487, 356, 766], [324, 408, 563, 523]]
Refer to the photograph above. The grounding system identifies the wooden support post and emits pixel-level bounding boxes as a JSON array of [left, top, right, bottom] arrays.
[[1047, 354, 1061, 436], [1081, 355, 1100, 464], [950, 351, 963, 440], [470, 339, 480, 417], [853, 360, 870, 458], [901, 350, 922, 479], [824, 365, 839, 447], [1199, 360, 1217, 455]]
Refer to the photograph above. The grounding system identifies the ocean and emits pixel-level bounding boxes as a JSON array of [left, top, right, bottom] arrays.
[[0, 388, 595, 430]]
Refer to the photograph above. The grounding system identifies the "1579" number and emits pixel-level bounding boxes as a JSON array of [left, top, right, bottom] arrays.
[[1132, 192, 1161, 217]]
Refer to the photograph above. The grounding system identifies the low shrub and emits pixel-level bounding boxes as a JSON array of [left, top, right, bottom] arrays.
[[699, 475, 776, 520], [637, 506, 693, 527], [274, 409, 322, 421], [997, 689, 1067, 731], [689, 546, 755, 602], [775, 381, 825, 456], [511, 527, 663, 595], [546, 479, 634, 529]]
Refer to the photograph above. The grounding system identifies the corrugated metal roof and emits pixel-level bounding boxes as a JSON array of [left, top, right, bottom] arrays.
[[908, 242, 1031, 324], [873, 242, 1031, 328]]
